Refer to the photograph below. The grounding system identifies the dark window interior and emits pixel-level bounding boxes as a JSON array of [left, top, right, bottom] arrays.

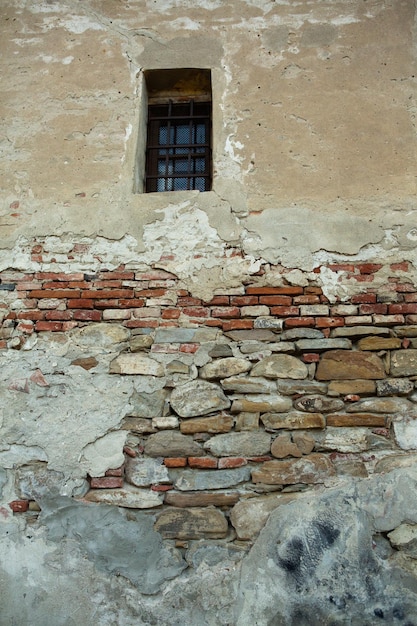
[[145, 100, 212, 192]]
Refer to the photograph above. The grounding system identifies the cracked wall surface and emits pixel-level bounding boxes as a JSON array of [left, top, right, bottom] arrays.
[[2, 1, 417, 625]]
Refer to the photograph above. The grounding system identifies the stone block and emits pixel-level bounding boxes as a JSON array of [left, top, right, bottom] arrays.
[[83, 486, 164, 508], [154, 507, 228, 539], [231, 395, 292, 413], [251, 355, 308, 379], [293, 395, 344, 413], [230, 493, 299, 540], [164, 491, 240, 508], [251, 454, 335, 484], [109, 353, 164, 376], [180, 413, 234, 434], [200, 357, 251, 379], [170, 380, 230, 417], [204, 432, 272, 457], [170, 467, 252, 491], [144, 431, 205, 457], [316, 350, 386, 380], [261, 411, 325, 430], [376, 378, 414, 396], [390, 350, 417, 376], [125, 457, 170, 487], [326, 413, 386, 427], [328, 379, 376, 395], [357, 337, 402, 351]]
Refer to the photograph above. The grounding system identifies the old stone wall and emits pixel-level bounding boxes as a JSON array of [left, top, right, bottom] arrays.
[[2, 1, 417, 624]]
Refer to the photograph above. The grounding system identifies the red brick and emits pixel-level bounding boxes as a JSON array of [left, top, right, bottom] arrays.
[[259, 295, 292, 306], [222, 319, 254, 331], [177, 296, 201, 306], [16, 310, 45, 321], [393, 283, 416, 293], [353, 275, 374, 282], [328, 264, 355, 272], [62, 322, 78, 331], [211, 306, 240, 318], [218, 457, 247, 469], [389, 303, 417, 315], [81, 289, 134, 299], [293, 295, 321, 305], [92, 280, 122, 288], [359, 304, 388, 315], [68, 299, 94, 309], [351, 293, 377, 304], [16, 282, 42, 291], [204, 295, 230, 306], [164, 457, 187, 468], [99, 271, 135, 280], [9, 500, 29, 513], [182, 307, 209, 318], [315, 317, 345, 328], [89, 477, 123, 489], [34, 272, 84, 281], [204, 319, 223, 327], [404, 293, 417, 302], [247, 455, 273, 462], [162, 309, 181, 319], [151, 484, 173, 492], [45, 311, 72, 321], [16, 321, 34, 334], [73, 310, 101, 321], [136, 270, 177, 280], [0, 340, 7, 349], [357, 263, 383, 274], [246, 286, 303, 295], [230, 296, 258, 306], [304, 287, 323, 295], [270, 306, 300, 316], [390, 262, 409, 272], [105, 466, 124, 477], [188, 457, 218, 469], [35, 321, 63, 332], [136, 288, 167, 298], [29, 289, 80, 299], [43, 281, 69, 289], [284, 317, 315, 328], [116, 299, 146, 308], [124, 319, 159, 328], [180, 343, 199, 353], [302, 353, 320, 363], [123, 446, 137, 458]]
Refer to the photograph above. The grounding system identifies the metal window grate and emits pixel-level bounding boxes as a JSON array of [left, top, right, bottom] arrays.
[[145, 100, 212, 193]]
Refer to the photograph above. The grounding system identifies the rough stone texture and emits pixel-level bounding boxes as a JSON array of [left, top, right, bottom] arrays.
[[316, 350, 386, 380], [154, 507, 228, 539], [251, 355, 308, 380], [230, 493, 300, 540], [200, 357, 251, 379], [377, 378, 415, 396], [261, 412, 325, 430], [109, 353, 165, 376], [293, 395, 344, 413], [170, 380, 230, 417], [203, 432, 272, 457], [390, 350, 417, 377], [125, 457, 170, 487], [231, 394, 292, 413], [251, 454, 335, 485], [180, 413, 234, 434], [170, 467, 252, 491], [221, 376, 276, 394], [83, 486, 164, 509], [144, 431, 204, 457]]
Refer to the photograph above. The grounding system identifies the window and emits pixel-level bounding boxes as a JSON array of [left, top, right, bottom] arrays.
[[142, 69, 212, 193]]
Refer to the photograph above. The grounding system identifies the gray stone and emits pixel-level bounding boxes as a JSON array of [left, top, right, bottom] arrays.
[[165, 491, 240, 508], [390, 350, 417, 376], [170, 380, 230, 417], [271, 432, 315, 458], [70, 323, 129, 348], [388, 523, 417, 557], [154, 328, 197, 343], [125, 457, 169, 487], [225, 329, 276, 341], [186, 541, 247, 568], [394, 325, 417, 338], [315, 427, 370, 453], [277, 379, 328, 395], [0, 468, 6, 498], [170, 467, 252, 491], [235, 412, 260, 431], [330, 326, 390, 337], [250, 355, 308, 379], [200, 357, 251, 379], [40, 498, 186, 594], [231, 394, 292, 413], [376, 378, 414, 396], [374, 453, 417, 473], [261, 411, 325, 430], [83, 486, 164, 508], [208, 344, 233, 357], [15, 462, 88, 499], [120, 417, 156, 433], [109, 353, 164, 376], [346, 397, 414, 413], [203, 432, 272, 457], [251, 454, 335, 484], [393, 414, 417, 450], [293, 395, 345, 413], [129, 335, 154, 351], [128, 388, 168, 418], [295, 338, 352, 351], [253, 318, 284, 330], [280, 328, 324, 340], [144, 431, 204, 457], [221, 376, 276, 394], [230, 493, 300, 540], [154, 507, 228, 539]]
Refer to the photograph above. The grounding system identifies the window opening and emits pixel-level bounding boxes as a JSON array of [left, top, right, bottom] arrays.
[[142, 69, 212, 193]]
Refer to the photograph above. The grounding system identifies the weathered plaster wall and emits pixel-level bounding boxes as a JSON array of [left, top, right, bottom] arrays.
[[2, 1, 417, 625]]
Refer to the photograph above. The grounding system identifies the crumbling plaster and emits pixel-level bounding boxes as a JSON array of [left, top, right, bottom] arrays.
[[2, 0, 417, 297]]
